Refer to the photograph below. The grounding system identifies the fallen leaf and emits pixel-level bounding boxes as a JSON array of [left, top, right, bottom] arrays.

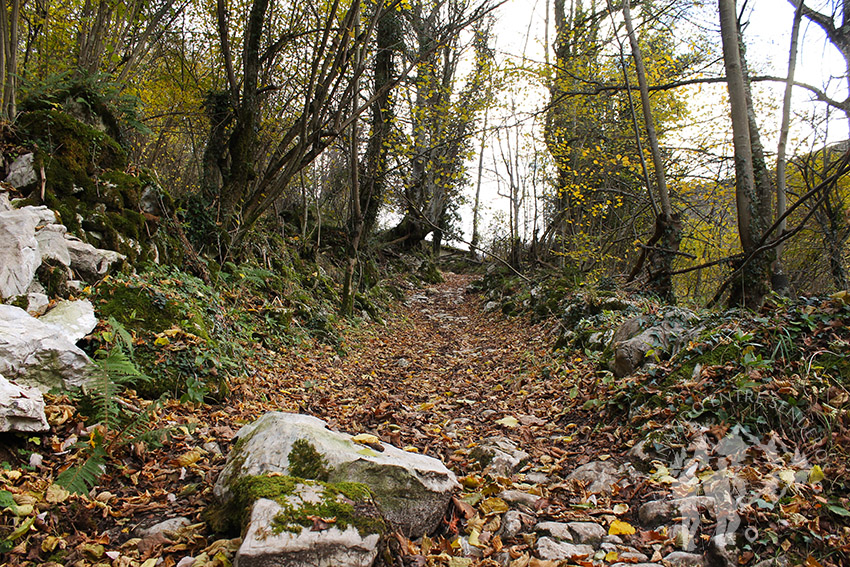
[[809, 465, 825, 484], [496, 416, 519, 428], [608, 519, 636, 535], [612, 503, 629, 515], [352, 433, 381, 444]]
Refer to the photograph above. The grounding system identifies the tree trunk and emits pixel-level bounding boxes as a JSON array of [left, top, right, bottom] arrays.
[[719, 0, 771, 308], [620, 0, 680, 301], [773, 3, 802, 296]]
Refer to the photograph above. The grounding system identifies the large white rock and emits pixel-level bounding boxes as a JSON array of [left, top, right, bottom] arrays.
[[0, 305, 92, 391], [4, 153, 37, 189], [40, 300, 98, 343], [35, 224, 71, 266], [0, 210, 40, 300], [236, 496, 380, 567], [65, 236, 126, 282], [0, 373, 49, 432], [216, 412, 459, 537]]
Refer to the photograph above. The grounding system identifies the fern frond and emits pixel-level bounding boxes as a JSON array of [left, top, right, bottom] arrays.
[[55, 450, 106, 495], [108, 316, 135, 356]]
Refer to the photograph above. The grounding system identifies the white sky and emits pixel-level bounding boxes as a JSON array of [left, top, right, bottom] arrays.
[[452, 0, 850, 249]]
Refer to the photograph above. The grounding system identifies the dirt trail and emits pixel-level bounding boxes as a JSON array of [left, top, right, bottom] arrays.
[[237, 272, 561, 468]]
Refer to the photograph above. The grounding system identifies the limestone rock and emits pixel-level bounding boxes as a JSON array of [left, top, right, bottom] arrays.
[[0, 374, 49, 432], [65, 236, 126, 282], [535, 537, 594, 561], [137, 517, 192, 538], [663, 551, 706, 567], [610, 308, 700, 377], [5, 153, 37, 189], [469, 436, 529, 476], [498, 510, 535, 540], [638, 496, 715, 527], [22, 293, 49, 316], [0, 189, 10, 211], [565, 521, 606, 546], [534, 521, 573, 542], [215, 412, 458, 537], [40, 300, 98, 343], [0, 305, 92, 391], [35, 224, 71, 266], [566, 461, 620, 495], [0, 209, 40, 300], [236, 497, 380, 567]]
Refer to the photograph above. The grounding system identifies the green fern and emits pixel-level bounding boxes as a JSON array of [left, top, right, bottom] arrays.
[[56, 447, 106, 495], [56, 320, 161, 495]]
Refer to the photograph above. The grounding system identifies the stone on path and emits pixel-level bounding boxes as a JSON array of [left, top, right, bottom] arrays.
[[215, 412, 458, 537], [469, 436, 529, 477], [535, 536, 595, 561], [237, 497, 380, 567]]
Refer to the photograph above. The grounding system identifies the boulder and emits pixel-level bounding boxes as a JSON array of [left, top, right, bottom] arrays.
[[610, 308, 700, 377], [4, 153, 37, 189], [40, 300, 98, 343], [35, 224, 72, 266], [235, 480, 383, 567], [0, 305, 92, 391], [65, 236, 126, 282], [469, 436, 529, 476], [0, 209, 41, 300], [21, 293, 50, 316], [0, 373, 49, 432], [215, 412, 459, 537]]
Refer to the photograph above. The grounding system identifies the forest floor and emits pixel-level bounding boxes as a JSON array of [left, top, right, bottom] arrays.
[[4, 272, 844, 566]]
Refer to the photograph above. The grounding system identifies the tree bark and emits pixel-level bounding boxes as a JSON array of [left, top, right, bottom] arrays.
[[719, 0, 771, 308]]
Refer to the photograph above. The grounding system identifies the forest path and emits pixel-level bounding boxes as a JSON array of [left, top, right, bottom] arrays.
[[235, 272, 571, 468]]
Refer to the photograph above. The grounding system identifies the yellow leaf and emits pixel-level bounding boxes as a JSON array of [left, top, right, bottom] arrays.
[[609, 519, 636, 535], [176, 449, 203, 468], [352, 434, 381, 445], [809, 465, 825, 484], [45, 484, 70, 504], [141, 559, 159, 567], [480, 497, 509, 516], [154, 336, 170, 347], [495, 416, 519, 428], [605, 551, 619, 561]]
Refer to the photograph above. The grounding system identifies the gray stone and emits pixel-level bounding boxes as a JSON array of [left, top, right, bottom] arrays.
[[40, 300, 98, 343], [566, 461, 619, 494], [65, 236, 126, 282], [603, 534, 624, 545], [137, 517, 192, 538], [236, 497, 380, 567], [139, 185, 164, 216], [5, 153, 37, 189], [0, 209, 40, 300], [752, 558, 788, 567], [0, 190, 10, 211], [215, 412, 458, 537], [498, 510, 535, 540], [663, 551, 706, 567], [469, 436, 529, 476], [0, 374, 49, 432], [639, 496, 715, 527], [535, 537, 594, 561], [534, 522, 573, 542], [0, 305, 92, 391], [566, 521, 606, 546], [499, 490, 539, 508], [610, 308, 700, 377], [35, 224, 71, 266], [23, 293, 49, 316]]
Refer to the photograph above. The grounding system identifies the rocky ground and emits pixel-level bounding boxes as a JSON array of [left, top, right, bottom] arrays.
[[0, 273, 831, 566]]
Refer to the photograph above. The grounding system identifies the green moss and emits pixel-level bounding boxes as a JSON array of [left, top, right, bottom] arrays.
[[288, 439, 330, 481], [9, 296, 28, 309], [210, 474, 384, 537], [96, 282, 181, 333], [36, 258, 70, 298]]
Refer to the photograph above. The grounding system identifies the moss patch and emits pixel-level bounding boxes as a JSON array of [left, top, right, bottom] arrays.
[[288, 439, 330, 481], [211, 474, 385, 537]]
